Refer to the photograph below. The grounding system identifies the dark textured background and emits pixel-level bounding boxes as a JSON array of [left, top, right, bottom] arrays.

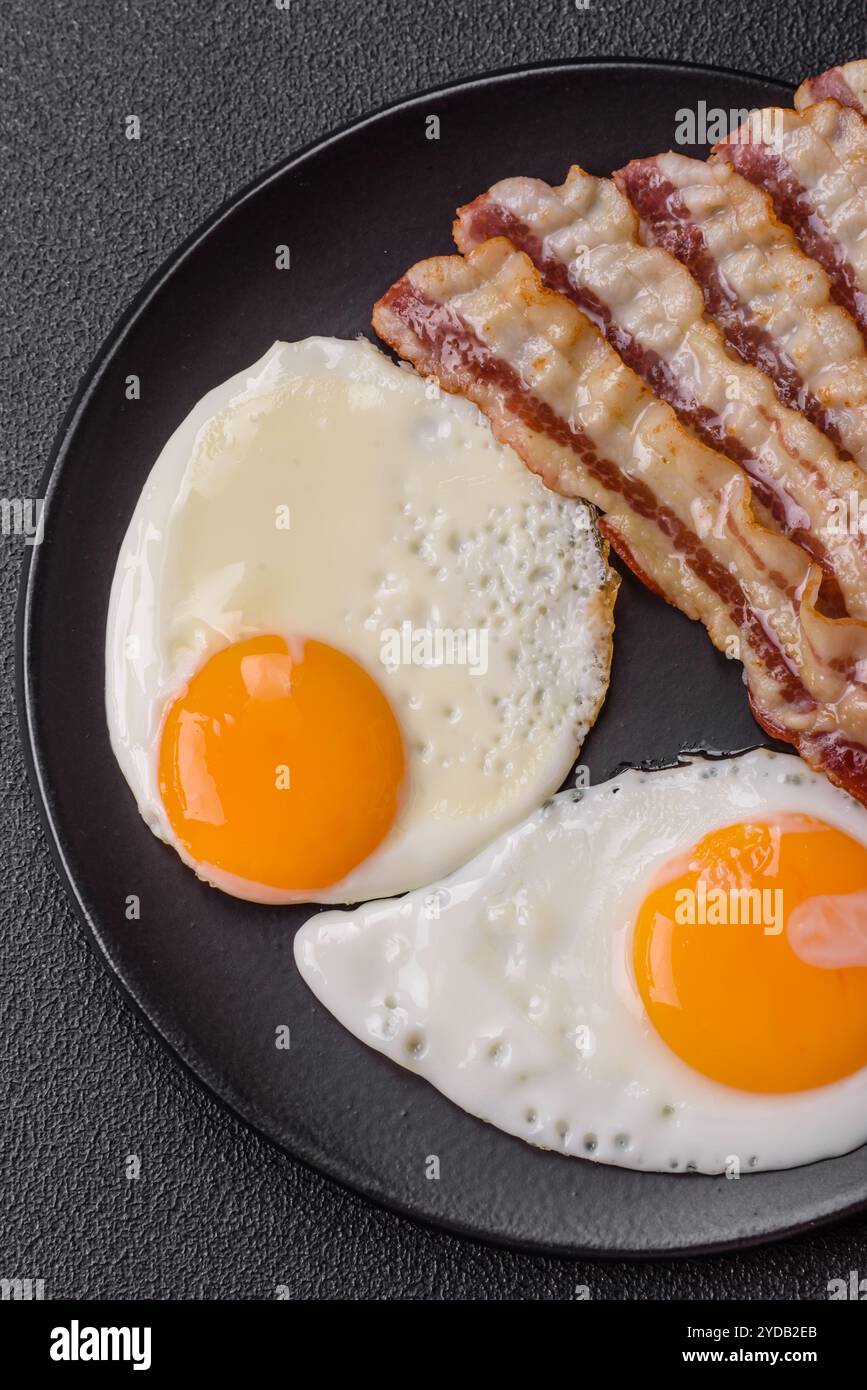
[[4, 0, 867, 1301]]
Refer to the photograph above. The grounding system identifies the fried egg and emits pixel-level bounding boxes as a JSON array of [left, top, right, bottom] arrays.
[[295, 749, 867, 1173], [106, 338, 615, 903]]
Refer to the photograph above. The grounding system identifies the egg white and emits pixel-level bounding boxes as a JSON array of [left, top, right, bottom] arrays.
[[105, 338, 615, 902], [295, 748, 867, 1173]]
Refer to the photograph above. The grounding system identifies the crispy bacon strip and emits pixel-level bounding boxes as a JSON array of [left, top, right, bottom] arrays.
[[373, 240, 867, 804], [454, 167, 867, 618], [796, 61, 867, 117], [713, 103, 867, 338], [616, 151, 867, 468]]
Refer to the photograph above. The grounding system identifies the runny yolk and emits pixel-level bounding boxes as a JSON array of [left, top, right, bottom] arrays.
[[633, 817, 867, 1093], [159, 635, 405, 892]]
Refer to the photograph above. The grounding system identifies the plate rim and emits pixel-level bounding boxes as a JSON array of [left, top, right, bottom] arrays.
[[22, 55, 867, 1263]]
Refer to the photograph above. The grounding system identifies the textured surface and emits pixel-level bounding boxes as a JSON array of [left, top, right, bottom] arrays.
[[3, 0, 867, 1299]]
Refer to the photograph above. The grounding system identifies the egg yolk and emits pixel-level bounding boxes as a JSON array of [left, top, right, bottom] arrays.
[[159, 635, 405, 891], [633, 817, 867, 1093]]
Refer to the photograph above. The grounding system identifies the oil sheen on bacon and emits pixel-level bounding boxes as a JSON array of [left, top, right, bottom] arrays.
[[454, 167, 867, 619], [615, 157, 813, 431], [373, 239, 867, 806], [796, 60, 867, 117], [713, 102, 867, 340], [615, 151, 867, 470]]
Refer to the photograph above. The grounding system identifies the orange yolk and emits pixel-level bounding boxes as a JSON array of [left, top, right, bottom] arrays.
[[633, 816, 867, 1093], [159, 635, 405, 892]]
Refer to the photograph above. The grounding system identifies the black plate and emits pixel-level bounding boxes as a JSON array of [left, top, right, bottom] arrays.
[[19, 60, 867, 1258]]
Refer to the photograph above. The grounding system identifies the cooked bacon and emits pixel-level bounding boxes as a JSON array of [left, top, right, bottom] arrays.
[[713, 103, 867, 338], [454, 167, 867, 618], [616, 151, 867, 468], [796, 61, 867, 117], [372, 239, 867, 805]]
